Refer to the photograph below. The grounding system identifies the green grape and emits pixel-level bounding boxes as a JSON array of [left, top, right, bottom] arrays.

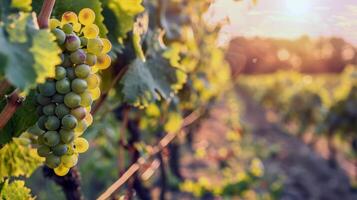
[[61, 114, 78, 130], [66, 67, 76, 80], [37, 145, 51, 157], [36, 106, 44, 116], [62, 23, 73, 34], [45, 116, 60, 131], [85, 53, 97, 66], [80, 37, 88, 47], [79, 91, 93, 107], [36, 94, 52, 106], [37, 115, 48, 130], [52, 144, 68, 156], [45, 154, 61, 168], [55, 66, 67, 80], [52, 94, 64, 103], [74, 120, 88, 136], [60, 129, 75, 143], [87, 38, 103, 55], [43, 103, 56, 116], [71, 107, 86, 120], [43, 131, 60, 147], [52, 28, 66, 45], [65, 34, 81, 51], [56, 78, 71, 94], [64, 92, 81, 108], [55, 104, 70, 119], [62, 54, 73, 67], [27, 124, 45, 136], [71, 78, 87, 94], [74, 64, 90, 78], [38, 81, 56, 97], [61, 154, 78, 168], [70, 49, 87, 64], [36, 94, 51, 105]]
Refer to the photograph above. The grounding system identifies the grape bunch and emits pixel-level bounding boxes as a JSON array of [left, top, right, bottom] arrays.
[[27, 8, 111, 176]]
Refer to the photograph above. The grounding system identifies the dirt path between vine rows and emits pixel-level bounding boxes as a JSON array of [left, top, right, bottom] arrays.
[[236, 88, 357, 200]]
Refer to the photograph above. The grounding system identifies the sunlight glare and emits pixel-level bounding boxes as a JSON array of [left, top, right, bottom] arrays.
[[285, 0, 312, 16]]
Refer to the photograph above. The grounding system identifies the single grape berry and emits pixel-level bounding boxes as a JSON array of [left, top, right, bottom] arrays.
[[52, 28, 66, 45], [45, 154, 61, 168], [70, 49, 87, 64], [55, 104, 70, 119], [87, 38, 104, 55], [79, 91, 93, 107], [45, 116, 61, 131], [60, 129, 75, 143], [37, 145, 51, 157], [62, 54, 73, 67], [71, 107, 86, 120], [27, 124, 45, 136], [62, 114, 78, 130], [61, 154, 78, 168], [38, 81, 56, 97], [66, 67, 76, 80], [36, 94, 51, 105], [85, 53, 97, 66], [43, 104, 56, 116], [62, 23, 73, 34], [37, 115, 48, 130], [65, 34, 81, 51], [55, 66, 67, 80], [64, 92, 81, 108], [56, 78, 71, 94], [71, 78, 88, 94], [43, 131, 60, 147], [52, 144, 68, 156], [74, 64, 90, 78], [52, 94, 64, 103]]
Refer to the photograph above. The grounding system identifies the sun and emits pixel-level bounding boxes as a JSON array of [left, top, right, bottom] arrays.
[[285, 0, 312, 16]]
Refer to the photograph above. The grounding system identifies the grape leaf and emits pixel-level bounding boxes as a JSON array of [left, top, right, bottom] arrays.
[[0, 179, 34, 200], [119, 56, 185, 107], [105, 0, 144, 38], [0, 13, 61, 92], [0, 91, 38, 145], [0, 138, 44, 181], [11, 0, 32, 12]]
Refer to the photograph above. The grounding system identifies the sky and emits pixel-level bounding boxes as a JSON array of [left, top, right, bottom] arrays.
[[207, 0, 357, 45]]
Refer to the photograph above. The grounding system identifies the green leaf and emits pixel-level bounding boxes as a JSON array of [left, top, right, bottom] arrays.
[[0, 179, 34, 200], [0, 13, 61, 92], [119, 57, 186, 107], [11, 0, 32, 12], [106, 0, 144, 38], [50, 0, 108, 37], [0, 138, 44, 181], [0, 91, 38, 145]]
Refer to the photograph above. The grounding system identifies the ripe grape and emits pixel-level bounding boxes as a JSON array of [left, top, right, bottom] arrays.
[[56, 78, 71, 94], [45, 154, 61, 168], [43, 104, 56, 116], [55, 66, 67, 80], [61, 114, 78, 130], [33, 8, 111, 175], [55, 104, 70, 119], [65, 34, 81, 51], [43, 131, 60, 147], [71, 78, 88, 94], [70, 49, 87, 64], [74, 64, 90, 78], [64, 92, 81, 108]]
